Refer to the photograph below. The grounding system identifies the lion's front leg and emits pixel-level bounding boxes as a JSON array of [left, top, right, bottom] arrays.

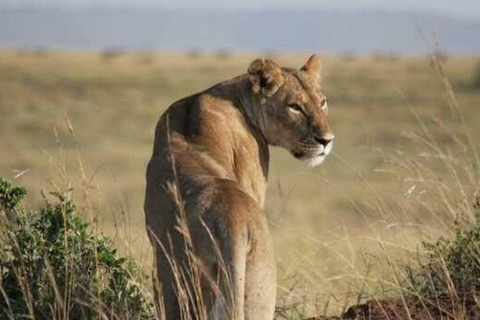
[[244, 213, 276, 320], [203, 192, 276, 320]]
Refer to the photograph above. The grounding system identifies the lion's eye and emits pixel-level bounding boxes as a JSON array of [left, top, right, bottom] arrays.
[[288, 103, 303, 115], [320, 99, 328, 114]]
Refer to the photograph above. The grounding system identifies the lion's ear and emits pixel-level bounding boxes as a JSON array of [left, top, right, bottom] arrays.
[[248, 59, 284, 98], [301, 54, 322, 80]]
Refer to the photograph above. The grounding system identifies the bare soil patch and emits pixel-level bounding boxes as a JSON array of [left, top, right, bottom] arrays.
[[306, 293, 480, 320]]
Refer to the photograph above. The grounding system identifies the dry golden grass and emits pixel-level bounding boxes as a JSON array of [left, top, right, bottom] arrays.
[[1, 48, 480, 317]]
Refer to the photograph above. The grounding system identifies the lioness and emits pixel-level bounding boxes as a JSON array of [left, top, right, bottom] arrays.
[[145, 55, 334, 320]]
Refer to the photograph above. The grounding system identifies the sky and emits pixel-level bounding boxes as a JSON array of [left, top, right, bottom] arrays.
[[2, 0, 480, 20]]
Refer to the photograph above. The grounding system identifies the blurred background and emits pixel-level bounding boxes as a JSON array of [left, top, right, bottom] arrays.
[[1, 0, 480, 53], [1, 0, 480, 316]]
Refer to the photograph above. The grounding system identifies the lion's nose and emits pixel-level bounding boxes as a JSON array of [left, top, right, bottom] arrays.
[[314, 133, 335, 147]]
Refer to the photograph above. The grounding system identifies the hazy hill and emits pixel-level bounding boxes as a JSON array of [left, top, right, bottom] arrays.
[[0, 8, 479, 54]]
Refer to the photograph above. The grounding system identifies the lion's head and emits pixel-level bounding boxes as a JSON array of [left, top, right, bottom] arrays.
[[247, 55, 334, 167]]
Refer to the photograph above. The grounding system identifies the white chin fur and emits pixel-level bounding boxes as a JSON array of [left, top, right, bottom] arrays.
[[305, 155, 326, 167], [305, 142, 332, 167]]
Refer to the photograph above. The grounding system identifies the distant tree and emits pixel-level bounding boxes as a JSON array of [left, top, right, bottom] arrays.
[[471, 61, 480, 91]]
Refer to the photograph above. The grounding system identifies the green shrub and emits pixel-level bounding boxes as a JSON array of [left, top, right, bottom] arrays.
[[0, 177, 26, 211], [0, 177, 154, 319], [407, 221, 480, 298]]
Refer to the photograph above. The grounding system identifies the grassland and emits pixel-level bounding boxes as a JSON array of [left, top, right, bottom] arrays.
[[1, 49, 480, 317]]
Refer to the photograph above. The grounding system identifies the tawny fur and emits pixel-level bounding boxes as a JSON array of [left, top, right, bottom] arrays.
[[144, 55, 334, 320]]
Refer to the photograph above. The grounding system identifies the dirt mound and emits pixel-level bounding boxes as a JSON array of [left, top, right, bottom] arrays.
[[305, 293, 480, 320]]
